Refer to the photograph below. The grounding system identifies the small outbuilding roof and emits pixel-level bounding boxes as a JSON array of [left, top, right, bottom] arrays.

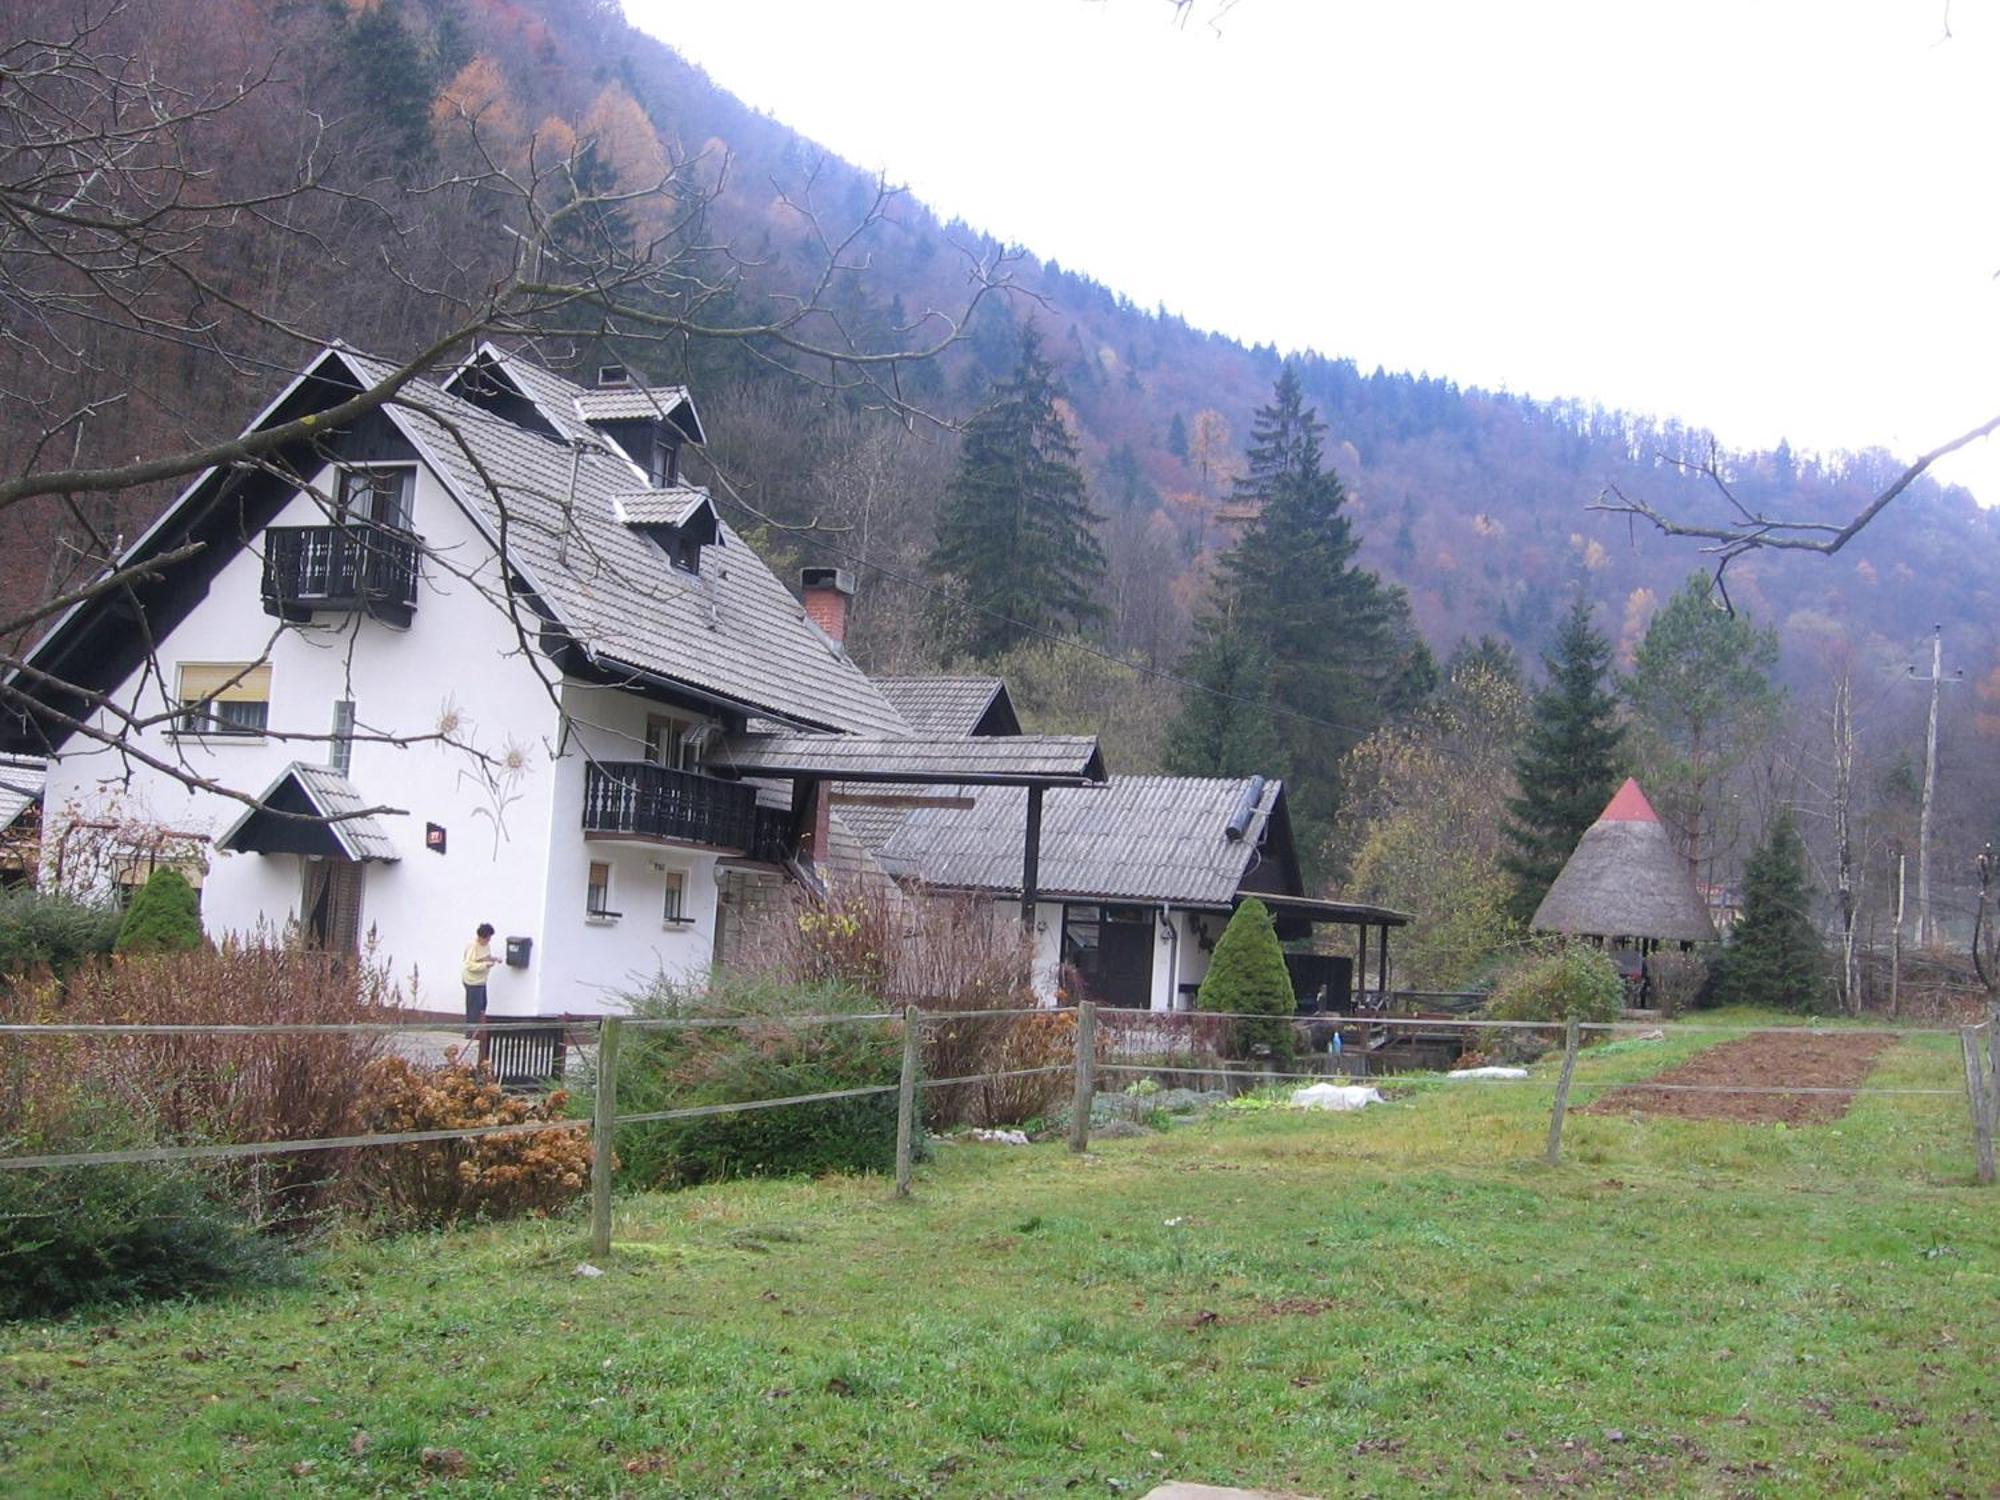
[[873, 677, 1021, 738], [215, 764, 400, 863], [0, 757, 44, 831], [1531, 778, 1716, 943]]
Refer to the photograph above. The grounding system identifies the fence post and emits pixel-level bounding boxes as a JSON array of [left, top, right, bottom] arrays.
[[1068, 1002, 1098, 1154], [1545, 1016, 1581, 1167], [895, 1005, 920, 1198], [1960, 1026, 1995, 1186], [590, 1017, 623, 1258]]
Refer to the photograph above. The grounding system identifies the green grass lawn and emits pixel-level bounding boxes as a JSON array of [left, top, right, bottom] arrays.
[[2, 1016, 1995, 1497]]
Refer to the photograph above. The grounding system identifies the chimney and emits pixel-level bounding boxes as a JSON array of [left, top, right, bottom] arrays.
[[801, 566, 855, 645]]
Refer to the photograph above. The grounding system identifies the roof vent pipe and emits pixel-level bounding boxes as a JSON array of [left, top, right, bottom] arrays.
[[1223, 774, 1266, 842]]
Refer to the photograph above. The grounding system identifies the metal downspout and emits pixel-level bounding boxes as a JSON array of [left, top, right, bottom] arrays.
[[1160, 903, 1181, 1012]]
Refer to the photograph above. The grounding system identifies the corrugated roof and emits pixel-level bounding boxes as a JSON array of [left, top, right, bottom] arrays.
[[336, 350, 908, 737], [874, 677, 1009, 737], [879, 775, 1283, 906], [713, 733, 1105, 785], [0, 757, 44, 830]]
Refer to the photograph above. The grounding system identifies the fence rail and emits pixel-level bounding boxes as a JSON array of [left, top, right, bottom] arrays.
[[1, 1005, 1993, 1250]]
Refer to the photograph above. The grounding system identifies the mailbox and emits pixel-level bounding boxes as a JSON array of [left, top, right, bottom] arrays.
[[504, 935, 533, 969]]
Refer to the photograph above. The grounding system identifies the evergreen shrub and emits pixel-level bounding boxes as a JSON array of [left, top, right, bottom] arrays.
[[1713, 811, 1827, 1012], [0, 1103, 292, 1320], [1195, 898, 1296, 1060], [113, 867, 203, 955], [1485, 946, 1624, 1027], [0, 890, 120, 978], [611, 977, 904, 1189]]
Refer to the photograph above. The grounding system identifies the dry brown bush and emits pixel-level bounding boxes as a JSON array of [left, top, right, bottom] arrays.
[[0, 941, 398, 1229], [349, 1055, 592, 1229]]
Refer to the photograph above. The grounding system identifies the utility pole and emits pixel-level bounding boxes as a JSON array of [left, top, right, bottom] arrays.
[[1908, 626, 1963, 949]]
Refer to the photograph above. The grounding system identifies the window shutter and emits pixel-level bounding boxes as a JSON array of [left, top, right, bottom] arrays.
[[177, 663, 271, 703]]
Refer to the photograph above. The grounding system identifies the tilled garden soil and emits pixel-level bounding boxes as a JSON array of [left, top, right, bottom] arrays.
[[1585, 1030, 1897, 1124]]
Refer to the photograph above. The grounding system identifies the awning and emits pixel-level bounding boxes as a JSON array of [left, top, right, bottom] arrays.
[[215, 763, 400, 862], [710, 732, 1107, 787], [1250, 892, 1413, 928]]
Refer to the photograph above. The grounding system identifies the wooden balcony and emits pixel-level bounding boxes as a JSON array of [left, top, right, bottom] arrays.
[[582, 761, 791, 862], [261, 524, 421, 627]]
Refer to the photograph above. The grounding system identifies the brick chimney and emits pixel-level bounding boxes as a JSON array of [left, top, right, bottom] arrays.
[[801, 566, 854, 645]]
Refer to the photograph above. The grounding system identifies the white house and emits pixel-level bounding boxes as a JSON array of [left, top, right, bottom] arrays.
[[4, 346, 1101, 1015]]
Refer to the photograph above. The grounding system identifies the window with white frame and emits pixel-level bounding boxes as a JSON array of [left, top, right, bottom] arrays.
[[329, 699, 356, 775], [175, 662, 271, 737], [644, 715, 704, 772], [662, 869, 688, 923], [335, 465, 414, 531]]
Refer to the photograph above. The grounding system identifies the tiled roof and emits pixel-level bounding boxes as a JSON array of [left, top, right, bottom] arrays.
[[611, 487, 713, 528], [712, 733, 1106, 785], [337, 350, 908, 737], [878, 775, 1284, 906], [0, 757, 44, 830], [874, 677, 1010, 737], [573, 385, 694, 423], [215, 762, 400, 863]]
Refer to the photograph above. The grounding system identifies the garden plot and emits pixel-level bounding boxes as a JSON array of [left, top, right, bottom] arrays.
[[1584, 1029, 1897, 1124]]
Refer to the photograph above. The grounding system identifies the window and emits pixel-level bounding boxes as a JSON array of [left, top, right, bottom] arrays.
[[330, 700, 355, 776], [662, 869, 687, 923], [586, 861, 616, 920], [336, 466, 414, 531], [175, 662, 271, 737], [644, 715, 703, 771]]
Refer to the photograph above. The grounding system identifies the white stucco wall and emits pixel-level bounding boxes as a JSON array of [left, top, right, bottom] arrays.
[[38, 454, 734, 1016]]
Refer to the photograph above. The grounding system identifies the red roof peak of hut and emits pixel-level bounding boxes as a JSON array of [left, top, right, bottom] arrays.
[[1599, 778, 1659, 824]]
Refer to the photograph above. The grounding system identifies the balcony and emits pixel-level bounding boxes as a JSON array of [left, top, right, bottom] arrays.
[[261, 524, 421, 627], [582, 761, 792, 862]]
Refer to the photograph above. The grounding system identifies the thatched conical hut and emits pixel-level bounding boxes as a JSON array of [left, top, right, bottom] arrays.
[[1531, 779, 1717, 944]]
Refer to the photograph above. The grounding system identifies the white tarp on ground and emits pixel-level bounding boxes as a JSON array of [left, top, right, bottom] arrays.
[[1445, 1066, 1530, 1080], [1290, 1083, 1384, 1111]]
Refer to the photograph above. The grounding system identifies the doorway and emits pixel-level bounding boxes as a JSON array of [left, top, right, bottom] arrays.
[[301, 859, 364, 954], [1061, 904, 1155, 1009]]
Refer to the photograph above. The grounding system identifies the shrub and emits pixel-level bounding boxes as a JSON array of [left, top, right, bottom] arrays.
[[1646, 949, 1708, 1017], [1485, 945, 1625, 1027], [612, 977, 903, 1189], [113, 867, 204, 955], [350, 1057, 591, 1229], [0, 1104, 292, 1320], [0, 889, 121, 980], [0, 941, 397, 1231], [1195, 898, 1296, 1060]]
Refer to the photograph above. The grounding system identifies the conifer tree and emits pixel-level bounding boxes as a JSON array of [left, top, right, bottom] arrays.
[[1195, 897, 1295, 1059], [1715, 811, 1826, 1011], [114, 868, 204, 956], [1501, 594, 1626, 919], [1161, 622, 1280, 777], [1164, 366, 1422, 865], [929, 328, 1106, 660]]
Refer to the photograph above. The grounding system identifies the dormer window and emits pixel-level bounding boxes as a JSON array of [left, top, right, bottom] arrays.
[[648, 435, 680, 488], [597, 364, 631, 388], [335, 466, 414, 531]]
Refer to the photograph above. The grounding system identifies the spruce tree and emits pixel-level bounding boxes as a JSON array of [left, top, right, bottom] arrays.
[[1163, 366, 1421, 866], [1501, 594, 1626, 919], [114, 868, 204, 956], [1716, 811, 1826, 1011], [1161, 621, 1280, 776], [929, 328, 1106, 660], [1195, 897, 1295, 1059]]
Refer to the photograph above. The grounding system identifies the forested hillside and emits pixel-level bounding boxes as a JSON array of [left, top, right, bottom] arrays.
[[7, 0, 1998, 857]]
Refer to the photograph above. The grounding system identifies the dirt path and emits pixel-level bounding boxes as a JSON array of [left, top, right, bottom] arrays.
[[1585, 1030, 1897, 1124]]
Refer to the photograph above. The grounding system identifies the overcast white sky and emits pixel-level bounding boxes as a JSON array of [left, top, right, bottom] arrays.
[[627, 1, 2000, 502]]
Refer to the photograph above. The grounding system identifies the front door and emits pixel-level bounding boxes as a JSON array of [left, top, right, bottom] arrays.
[[1062, 904, 1155, 1009], [301, 859, 364, 954]]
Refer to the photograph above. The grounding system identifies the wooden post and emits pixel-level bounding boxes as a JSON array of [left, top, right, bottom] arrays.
[[1545, 1016, 1581, 1167], [1020, 785, 1044, 927], [1960, 1027, 1995, 1186], [590, 1017, 623, 1258], [1068, 1002, 1097, 1154], [895, 1005, 919, 1198]]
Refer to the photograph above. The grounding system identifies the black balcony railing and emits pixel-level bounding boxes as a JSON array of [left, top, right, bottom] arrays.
[[261, 524, 421, 626], [583, 762, 790, 862]]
